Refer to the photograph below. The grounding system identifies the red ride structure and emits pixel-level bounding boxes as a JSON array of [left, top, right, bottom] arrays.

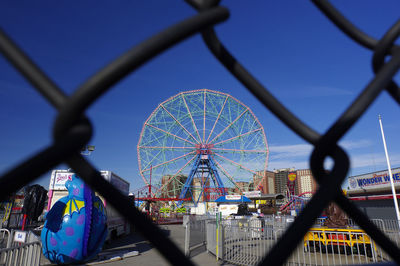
[[280, 191, 314, 214]]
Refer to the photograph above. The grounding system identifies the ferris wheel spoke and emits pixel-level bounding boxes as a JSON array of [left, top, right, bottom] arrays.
[[214, 153, 259, 176], [144, 128, 179, 147], [156, 154, 197, 195], [140, 148, 164, 173], [161, 104, 200, 144], [145, 123, 196, 146], [208, 108, 249, 144], [213, 128, 262, 146], [141, 150, 196, 173], [206, 95, 229, 143], [213, 159, 243, 193], [182, 94, 202, 143], [212, 147, 267, 153], [140, 147, 193, 171], [203, 90, 206, 143], [139, 146, 195, 150]]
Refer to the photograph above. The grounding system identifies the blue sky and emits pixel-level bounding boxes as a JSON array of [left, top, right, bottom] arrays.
[[0, 1, 399, 192]]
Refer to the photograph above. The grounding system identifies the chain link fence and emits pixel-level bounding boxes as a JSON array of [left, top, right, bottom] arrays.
[[0, 0, 399, 265]]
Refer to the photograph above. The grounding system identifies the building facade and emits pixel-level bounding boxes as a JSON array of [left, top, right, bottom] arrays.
[[346, 167, 400, 220], [234, 181, 251, 194], [160, 174, 187, 198], [296, 169, 318, 196], [254, 170, 275, 194], [274, 168, 295, 195]]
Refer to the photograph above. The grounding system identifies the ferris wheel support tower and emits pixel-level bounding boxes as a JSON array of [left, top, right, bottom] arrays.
[[179, 144, 226, 205]]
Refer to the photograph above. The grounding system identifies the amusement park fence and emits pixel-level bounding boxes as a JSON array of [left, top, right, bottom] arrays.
[[0, 229, 11, 249], [0, 229, 42, 266], [0, 241, 41, 266], [0, 0, 399, 265], [198, 217, 400, 265], [184, 215, 213, 256]]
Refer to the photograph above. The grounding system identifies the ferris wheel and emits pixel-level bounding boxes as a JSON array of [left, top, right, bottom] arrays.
[[137, 89, 268, 203]]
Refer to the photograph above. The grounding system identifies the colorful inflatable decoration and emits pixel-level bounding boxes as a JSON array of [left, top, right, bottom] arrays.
[[41, 174, 107, 264]]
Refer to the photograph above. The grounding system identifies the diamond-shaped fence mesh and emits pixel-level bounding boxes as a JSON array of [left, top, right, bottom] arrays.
[[0, 0, 399, 265]]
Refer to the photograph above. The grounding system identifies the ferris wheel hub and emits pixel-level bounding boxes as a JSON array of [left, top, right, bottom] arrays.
[[195, 143, 214, 154]]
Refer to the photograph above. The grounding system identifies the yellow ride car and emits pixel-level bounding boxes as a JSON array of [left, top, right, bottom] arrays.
[[304, 227, 375, 257]]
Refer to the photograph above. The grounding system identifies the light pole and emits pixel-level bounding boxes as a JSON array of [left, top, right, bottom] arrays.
[[81, 145, 95, 156], [379, 115, 400, 229]]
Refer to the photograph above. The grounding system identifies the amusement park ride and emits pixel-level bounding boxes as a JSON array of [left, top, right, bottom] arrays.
[[279, 191, 314, 214], [136, 89, 269, 207]]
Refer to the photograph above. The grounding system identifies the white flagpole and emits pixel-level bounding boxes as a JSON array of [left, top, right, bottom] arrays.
[[379, 115, 400, 228]]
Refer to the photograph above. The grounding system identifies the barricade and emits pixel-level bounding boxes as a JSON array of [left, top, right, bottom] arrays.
[[0, 229, 11, 249], [0, 241, 41, 266], [205, 221, 217, 256], [0, 229, 43, 266], [370, 220, 400, 262], [7, 230, 40, 248], [204, 217, 400, 265], [184, 215, 213, 256], [155, 213, 184, 225]]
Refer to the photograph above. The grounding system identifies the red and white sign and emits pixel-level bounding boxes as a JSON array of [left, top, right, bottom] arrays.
[[226, 195, 242, 200], [49, 172, 74, 190], [244, 191, 261, 198]]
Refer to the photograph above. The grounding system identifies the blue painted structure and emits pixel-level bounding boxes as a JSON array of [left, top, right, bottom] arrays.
[[214, 195, 251, 203], [179, 147, 226, 205]]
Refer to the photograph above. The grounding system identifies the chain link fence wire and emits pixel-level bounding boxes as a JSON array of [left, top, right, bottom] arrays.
[[0, 0, 399, 265]]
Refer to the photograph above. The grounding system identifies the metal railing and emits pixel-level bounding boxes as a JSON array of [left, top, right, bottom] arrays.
[[0, 241, 41, 266], [0, 0, 399, 265], [184, 215, 213, 256], [0, 229, 11, 249], [204, 218, 400, 265]]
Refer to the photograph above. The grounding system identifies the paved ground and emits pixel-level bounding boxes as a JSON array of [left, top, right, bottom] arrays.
[[41, 224, 227, 266], [96, 224, 223, 266]]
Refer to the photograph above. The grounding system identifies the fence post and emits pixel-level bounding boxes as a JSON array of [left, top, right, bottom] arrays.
[[216, 212, 221, 261], [185, 221, 190, 256], [220, 224, 224, 261], [8, 229, 14, 248], [0, 228, 12, 248]]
